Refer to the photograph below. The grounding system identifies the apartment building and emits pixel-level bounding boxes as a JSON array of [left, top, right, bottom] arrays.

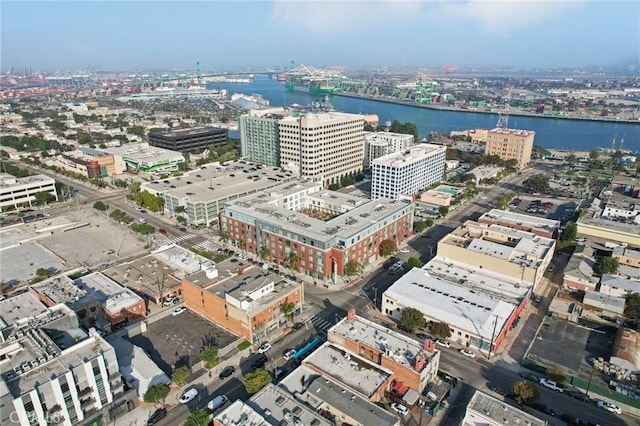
[[238, 108, 289, 166], [370, 144, 446, 200], [0, 173, 59, 210], [484, 128, 535, 170], [278, 112, 365, 187], [220, 180, 414, 282], [148, 126, 227, 153], [182, 265, 303, 345], [0, 294, 136, 426], [364, 131, 414, 168]]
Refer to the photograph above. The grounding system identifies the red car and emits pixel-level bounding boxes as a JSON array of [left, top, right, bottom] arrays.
[[158, 229, 168, 236]]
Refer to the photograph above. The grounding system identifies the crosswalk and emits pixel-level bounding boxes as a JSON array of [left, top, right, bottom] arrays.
[[309, 315, 335, 332], [192, 240, 217, 252], [159, 233, 198, 246]]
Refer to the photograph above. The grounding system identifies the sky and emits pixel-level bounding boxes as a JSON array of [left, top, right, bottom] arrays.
[[1, 0, 639, 71]]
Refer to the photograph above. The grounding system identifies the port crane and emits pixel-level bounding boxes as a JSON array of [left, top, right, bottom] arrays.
[[496, 84, 514, 129]]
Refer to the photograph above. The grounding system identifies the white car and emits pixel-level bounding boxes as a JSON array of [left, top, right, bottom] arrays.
[[399, 248, 410, 253], [172, 307, 186, 316], [179, 388, 198, 404], [538, 378, 564, 393], [258, 342, 272, 354], [283, 349, 297, 360], [391, 402, 409, 416], [435, 340, 450, 348], [459, 349, 476, 358], [597, 400, 621, 414]]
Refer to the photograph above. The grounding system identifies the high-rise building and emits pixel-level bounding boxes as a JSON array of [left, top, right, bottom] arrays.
[[370, 144, 446, 200], [364, 131, 414, 168], [238, 109, 287, 166], [148, 126, 227, 153], [484, 128, 535, 170], [278, 112, 365, 187]]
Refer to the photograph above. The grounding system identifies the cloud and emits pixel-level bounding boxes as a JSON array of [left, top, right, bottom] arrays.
[[268, 0, 424, 36], [438, 0, 581, 36]]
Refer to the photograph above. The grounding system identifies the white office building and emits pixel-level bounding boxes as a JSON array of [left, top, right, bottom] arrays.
[[279, 112, 365, 187], [364, 131, 414, 168], [370, 144, 445, 200], [0, 173, 59, 210]]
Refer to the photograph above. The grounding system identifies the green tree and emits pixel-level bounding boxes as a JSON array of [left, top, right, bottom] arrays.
[[438, 206, 449, 217], [328, 183, 340, 191], [34, 191, 54, 205], [624, 293, 640, 331], [511, 380, 539, 406], [523, 174, 549, 193], [400, 308, 426, 332], [589, 149, 600, 160], [77, 132, 91, 145], [171, 365, 190, 386], [598, 256, 619, 275], [199, 345, 220, 369], [0, 282, 6, 294], [561, 221, 577, 242], [413, 220, 427, 233], [344, 260, 363, 276], [219, 230, 229, 245], [430, 322, 452, 339], [174, 205, 186, 214], [176, 215, 187, 224], [425, 219, 434, 227], [379, 239, 397, 257], [406, 257, 422, 269], [143, 383, 170, 407], [36, 268, 52, 278], [184, 410, 210, 426], [127, 125, 146, 137], [280, 301, 295, 323], [287, 253, 298, 271], [243, 369, 272, 394], [93, 201, 107, 211], [546, 365, 566, 383], [259, 246, 270, 261], [341, 175, 354, 187]]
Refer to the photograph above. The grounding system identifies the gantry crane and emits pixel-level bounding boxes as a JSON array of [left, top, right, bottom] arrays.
[[496, 84, 514, 129]]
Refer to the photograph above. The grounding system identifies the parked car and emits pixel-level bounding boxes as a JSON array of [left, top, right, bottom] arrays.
[[291, 322, 304, 331], [459, 349, 476, 358], [519, 372, 538, 382], [539, 378, 564, 392], [146, 408, 167, 425], [487, 384, 507, 396], [251, 354, 268, 369], [158, 228, 168, 236], [207, 395, 228, 411], [390, 402, 409, 416], [179, 388, 198, 404], [258, 342, 272, 353], [597, 400, 621, 414], [172, 307, 187, 316], [531, 403, 555, 416], [567, 390, 591, 402], [163, 297, 177, 306], [284, 349, 297, 361], [399, 248, 410, 253], [435, 340, 450, 348], [560, 413, 587, 425], [218, 365, 235, 379]]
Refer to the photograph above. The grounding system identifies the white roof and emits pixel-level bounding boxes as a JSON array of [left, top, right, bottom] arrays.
[[384, 268, 515, 340]]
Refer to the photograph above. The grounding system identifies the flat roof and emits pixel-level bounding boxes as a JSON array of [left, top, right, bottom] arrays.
[[103, 255, 182, 299], [0, 173, 55, 188], [148, 126, 224, 137], [141, 160, 297, 204], [30, 275, 91, 307], [74, 272, 143, 315], [225, 181, 412, 244], [372, 143, 445, 167], [330, 315, 438, 371], [466, 390, 546, 426], [249, 383, 332, 426], [152, 244, 209, 275], [479, 209, 560, 234], [424, 257, 530, 304], [213, 400, 270, 426], [384, 268, 515, 340], [304, 342, 390, 397], [487, 128, 536, 136], [279, 111, 365, 125], [104, 142, 183, 163], [0, 293, 48, 328], [469, 165, 502, 179]]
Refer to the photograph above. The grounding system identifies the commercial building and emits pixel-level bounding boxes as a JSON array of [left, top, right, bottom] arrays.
[[182, 264, 303, 345], [437, 220, 556, 288], [148, 126, 227, 153], [599, 275, 640, 298], [141, 160, 297, 226], [0, 294, 136, 426], [0, 173, 59, 210], [462, 390, 546, 426], [220, 180, 414, 282], [279, 112, 365, 187], [77, 147, 124, 175], [238, 108, 290, 166], [382, 268, 518, 353], [53, 147, 123, 178], [478, 209, 560, 239], [370, 144, 445, 200], [104, 143, 184, 174], [364, 131, 414, 168], [484, 128, 535, 170], [468, 165, 502, 186], [419, 185, 462, 207], [601, 175, 640, 222]]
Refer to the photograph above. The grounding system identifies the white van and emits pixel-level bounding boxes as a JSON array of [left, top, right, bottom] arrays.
[[207, 395, 228, 411], [139, 218, 147, 224]]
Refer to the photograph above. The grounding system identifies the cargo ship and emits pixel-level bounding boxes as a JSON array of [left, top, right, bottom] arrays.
[[285, 74, 339, 94]]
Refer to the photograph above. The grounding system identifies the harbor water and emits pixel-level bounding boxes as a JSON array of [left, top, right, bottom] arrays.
[[208, 75, 639, 152]]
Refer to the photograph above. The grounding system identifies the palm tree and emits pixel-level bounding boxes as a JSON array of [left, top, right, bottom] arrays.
[[287, 253, 298, 271], [260, 246, 270, 261], [219, 230, 229, 246], [280, 301, 295, 324]]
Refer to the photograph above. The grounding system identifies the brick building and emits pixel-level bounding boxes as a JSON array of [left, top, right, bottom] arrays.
[[484, 128, 535, 170]]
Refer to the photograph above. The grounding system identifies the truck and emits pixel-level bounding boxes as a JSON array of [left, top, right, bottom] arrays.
[[539, 378, 564, 393], [605, 241, 627, 249]]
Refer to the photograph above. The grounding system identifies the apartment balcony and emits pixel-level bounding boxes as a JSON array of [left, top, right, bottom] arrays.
[[78, 386, 93, 397], [80, 397, 97, 410]]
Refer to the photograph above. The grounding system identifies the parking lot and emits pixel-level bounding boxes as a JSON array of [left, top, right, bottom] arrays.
[[128, 310, 237, 375], [510, 195, 578, 223], [527, 317, 615, 375]]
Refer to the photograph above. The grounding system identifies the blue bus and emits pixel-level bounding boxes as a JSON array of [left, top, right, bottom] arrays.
[[291, 335, 322, 361]]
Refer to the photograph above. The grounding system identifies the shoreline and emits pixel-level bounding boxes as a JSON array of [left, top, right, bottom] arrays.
[[331, 91, 640, 125]]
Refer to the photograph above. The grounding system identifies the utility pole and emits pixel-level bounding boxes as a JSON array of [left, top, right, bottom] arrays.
[[488, 315, 498, 359], [585, 364, 596, 396]]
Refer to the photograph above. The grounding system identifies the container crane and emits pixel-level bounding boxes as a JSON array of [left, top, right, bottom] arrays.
[[496, 84, 514, 129]]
